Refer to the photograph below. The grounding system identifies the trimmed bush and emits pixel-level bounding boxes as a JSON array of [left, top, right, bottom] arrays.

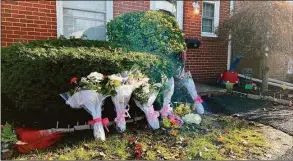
[[107, 10, 186, 55], [2, 40, 173, 110]]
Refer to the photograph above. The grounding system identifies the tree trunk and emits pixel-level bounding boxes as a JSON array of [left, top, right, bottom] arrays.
[[261, 54, 269, 92]]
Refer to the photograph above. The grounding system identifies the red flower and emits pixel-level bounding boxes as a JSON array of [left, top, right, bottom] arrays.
[[134, 143, 142, 150], [103, 75, 107, 78], [70, 77, 78, 84], [135, 150, 142, 159]]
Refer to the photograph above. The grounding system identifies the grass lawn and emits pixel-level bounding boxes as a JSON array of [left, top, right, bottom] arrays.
[[13, 114, 269, 160]]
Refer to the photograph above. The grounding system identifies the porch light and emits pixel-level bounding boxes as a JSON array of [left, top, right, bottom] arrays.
[[192, 1, 200, 15]]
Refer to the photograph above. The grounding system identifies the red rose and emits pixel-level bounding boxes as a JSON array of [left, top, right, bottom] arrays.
[[70, 77, 78, 84], [134, 143, 142, 150]]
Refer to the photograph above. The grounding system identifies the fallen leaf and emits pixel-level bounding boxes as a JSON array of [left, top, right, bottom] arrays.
[[241, 140, 248, 145], [99, 152, 106, 157], [203, 147, 209, 152], [217, 136, 224, 144]]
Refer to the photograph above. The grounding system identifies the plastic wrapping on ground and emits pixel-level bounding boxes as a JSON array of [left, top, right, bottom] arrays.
[[134, 91, 160, 130], [160, 77, 175, 117], [65, 90, 108, 140], [111, 85, 134, 133], [181, 71, 204, 114], [182, 113, 202, 125], [15, 128, 63, 153]]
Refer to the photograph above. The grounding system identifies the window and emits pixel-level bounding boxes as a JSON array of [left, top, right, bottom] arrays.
[[201, 1, 220, 37], [150, 1, 183, 29], [56, 1, 113, 40]]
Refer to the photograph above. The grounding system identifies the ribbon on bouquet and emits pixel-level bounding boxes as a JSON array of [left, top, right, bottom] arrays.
[[161, 104, 171, 117], [88, 118, 110, 132], [146, 106, 160, 119], [194, 96, 203, 103], [114, 107, 131, 124]]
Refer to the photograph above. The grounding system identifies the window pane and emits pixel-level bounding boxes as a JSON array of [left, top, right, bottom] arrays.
[[202, 19, 213, 32], [202, 2, 215, 33], [63, 8, 106, 40]]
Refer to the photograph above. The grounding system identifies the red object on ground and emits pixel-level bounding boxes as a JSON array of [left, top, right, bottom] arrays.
[[218, 71, 239, 84], [15, 128, 63, 153]]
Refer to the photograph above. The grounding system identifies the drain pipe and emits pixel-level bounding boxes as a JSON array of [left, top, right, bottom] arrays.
[[238, 74, 293, 90], [227, 0, 234, 70]]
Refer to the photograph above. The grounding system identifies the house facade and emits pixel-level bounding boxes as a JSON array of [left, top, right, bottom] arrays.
[[1, 0, 232, 83]]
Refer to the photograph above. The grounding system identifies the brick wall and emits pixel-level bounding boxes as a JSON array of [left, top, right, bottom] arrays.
[[1, 0, 230, 83], [183, 1, 230, 83], [1, 0, 57, 47], [113, 1, 150, 16]]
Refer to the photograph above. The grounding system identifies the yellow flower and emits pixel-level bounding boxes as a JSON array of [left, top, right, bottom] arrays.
[[113, 80, 121, 87], [282, 84, 288, 90]]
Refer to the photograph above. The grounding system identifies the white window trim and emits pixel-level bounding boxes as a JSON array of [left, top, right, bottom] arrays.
[[150, 1, 184, 30], [56, 1, 113, 38], [201, 1, 220, 38]]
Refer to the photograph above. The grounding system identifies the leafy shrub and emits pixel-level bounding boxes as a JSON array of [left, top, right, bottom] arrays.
[[107, 10, 186, 55], [2, 40, 173, 110]]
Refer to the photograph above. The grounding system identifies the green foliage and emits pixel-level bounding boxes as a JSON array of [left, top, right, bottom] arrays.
[[107, 10, 186, 55], [2, 40, 173, 110], [1, 122, 18, 144]]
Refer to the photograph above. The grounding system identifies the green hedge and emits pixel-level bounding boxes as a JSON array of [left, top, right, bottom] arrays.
[[107, 10, 186, 55], [2, 40, 173, 110]]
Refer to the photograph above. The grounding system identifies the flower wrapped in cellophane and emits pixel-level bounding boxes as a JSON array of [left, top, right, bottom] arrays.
[[111, 66, 149, 132], [133, 82, 161, 130], [160, 77, 175, 118], [180, 71, 204, 114], [60, 72, 118, 141]]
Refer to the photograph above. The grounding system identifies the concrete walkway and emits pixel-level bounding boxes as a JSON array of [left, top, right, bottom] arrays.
[[196, 83, 226, 96]]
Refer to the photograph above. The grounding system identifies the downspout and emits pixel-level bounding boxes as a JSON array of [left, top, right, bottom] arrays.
[[227, 0, 234, 70]]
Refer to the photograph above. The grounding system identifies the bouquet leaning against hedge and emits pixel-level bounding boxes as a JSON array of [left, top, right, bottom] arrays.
[[111, 66, 149, 133], [133, 80, 161, 130], [60, 72, 117, 141]]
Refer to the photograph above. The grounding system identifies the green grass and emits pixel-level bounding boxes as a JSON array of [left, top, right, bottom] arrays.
[[12, 114, 269, 160]]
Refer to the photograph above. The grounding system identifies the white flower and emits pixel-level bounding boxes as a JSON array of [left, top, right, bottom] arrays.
[[142, 83, 150, 94], [80, 77, 88, 83], [108, 74, 123, 82], [87, 72, 103, 83], [141, 78, 150, 84]]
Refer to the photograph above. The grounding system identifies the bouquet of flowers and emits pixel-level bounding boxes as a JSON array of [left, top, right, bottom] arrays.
[[174, 103, 191, 117], [160, 77, 175, 118], [180, 71, 204, 114], [111, 66, 149, 133], [133, 81, 161, 130], [61, 72, 118, 140], [162, 113, 183, 129]]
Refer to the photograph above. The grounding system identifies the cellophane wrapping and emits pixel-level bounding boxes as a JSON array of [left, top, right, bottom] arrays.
[[134, 91, 160, 130], [182, 71, 204, 114], [111, 85, 134, 132], [65, 90, 108, 140], [160, 77, 175, 117]]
